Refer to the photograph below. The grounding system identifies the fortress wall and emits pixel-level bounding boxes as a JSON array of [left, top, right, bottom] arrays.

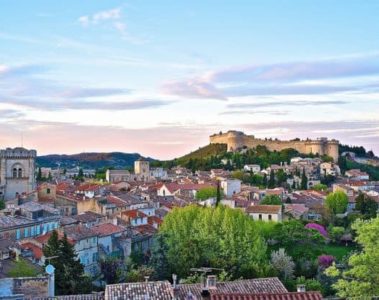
[[210, 131, 339, 162]]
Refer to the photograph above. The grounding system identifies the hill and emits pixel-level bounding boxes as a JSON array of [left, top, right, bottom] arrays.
[[36, 152, 155, 169], [176, 143, 227, 164]]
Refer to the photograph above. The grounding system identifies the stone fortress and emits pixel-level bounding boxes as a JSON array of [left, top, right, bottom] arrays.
[[0, 147, 37, 201], [210, 130, 339, 162]]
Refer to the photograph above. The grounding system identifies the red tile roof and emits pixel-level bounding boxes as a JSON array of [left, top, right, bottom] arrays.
[[122, 209, 147, 219], [91, 223, 125, 237], [211, 292, 323, 300], [246, 205, 282, 214], [20, 242, 43, 260]]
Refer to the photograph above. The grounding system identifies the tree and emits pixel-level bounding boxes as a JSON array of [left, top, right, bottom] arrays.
[[150, 233, 171, 280], [312, 183, 328, 192], [261, 194, 282, 205], [300, 169, 308, 190], [268, 169, 276, 188], [43, 231, 92, 295], [325, 191, 348, 215], [262, 173, 268, 187], [37, 167, 42, 181], [0, 199, 5, 210], [196, 187, 218, 201], [270, 248, 295, 280], [325, 217, 379, 297], [78, 168, 84, 178], [157, 205, 268, 279], [216, 180, 221, 207], [355, 193, 378, 219], [329, 226, 345, 243], [100, 257, 123, 284]]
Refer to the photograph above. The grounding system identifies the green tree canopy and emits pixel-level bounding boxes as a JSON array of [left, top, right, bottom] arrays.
[[195, 187, 218, 200], [311, 183, 328, 192], [154, 205, 269, 280], [261, 194, 282, 205], [325, 191, 348, 215], [43, 231, 92, 295], [355, 193, 378, 219], [326, 217, 379, 297]]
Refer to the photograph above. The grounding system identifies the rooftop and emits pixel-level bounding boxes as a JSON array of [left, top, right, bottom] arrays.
[[246, 205, 282, 214]]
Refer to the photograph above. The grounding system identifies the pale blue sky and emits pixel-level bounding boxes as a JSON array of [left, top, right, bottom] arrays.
[[1, 1, 379, 158]]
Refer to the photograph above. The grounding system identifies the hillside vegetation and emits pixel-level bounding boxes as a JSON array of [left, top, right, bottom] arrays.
[[37, 152, 154, 169]]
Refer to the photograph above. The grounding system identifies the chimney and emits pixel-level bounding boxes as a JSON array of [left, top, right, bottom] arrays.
[[144, 276, 149, 283], [172, 274, 180, 299], [206, 275, 217, 289], [297, 284, 306, 292]]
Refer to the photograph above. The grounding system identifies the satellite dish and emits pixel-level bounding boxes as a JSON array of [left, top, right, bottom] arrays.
[[45, 264, 55, 275]]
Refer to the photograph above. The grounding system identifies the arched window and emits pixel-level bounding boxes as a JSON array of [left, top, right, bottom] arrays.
[[18, 168, 22, 178], [13, 168, 17, 178]]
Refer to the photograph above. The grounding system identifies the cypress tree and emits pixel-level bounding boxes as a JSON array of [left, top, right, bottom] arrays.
[[301, 169, 308, 190]]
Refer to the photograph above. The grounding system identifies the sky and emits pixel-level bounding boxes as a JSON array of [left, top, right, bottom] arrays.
[[1, 1, 379, 159]]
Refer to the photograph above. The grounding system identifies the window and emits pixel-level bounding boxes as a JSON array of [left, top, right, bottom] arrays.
[[24, 228, 29, 238], [47, 188, 51, 194], [16, 229, 21, 240], [18, 168, 22, 178], [268, 214, 272, 221], [13, 168, 17, 178], [259, 214, 262, 220]]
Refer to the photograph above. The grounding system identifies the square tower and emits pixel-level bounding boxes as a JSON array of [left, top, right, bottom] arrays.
[[0, 147, 37, 201], [134, 158, 150, 180]]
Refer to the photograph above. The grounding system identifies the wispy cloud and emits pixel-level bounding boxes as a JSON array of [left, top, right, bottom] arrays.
[[77, 7, 145, 44], [0, 64, 173, 111], [162, 54, 379, 99], [227, 100, 349, 109], [78, 8, 121, 26]]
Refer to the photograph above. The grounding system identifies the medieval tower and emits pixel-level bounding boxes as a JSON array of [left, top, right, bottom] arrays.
[[0, 147, 37, 201], [210, 131, 339, 162]]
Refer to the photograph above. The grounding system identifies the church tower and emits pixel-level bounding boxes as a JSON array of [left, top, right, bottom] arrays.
[[0, 147, 37, 201]]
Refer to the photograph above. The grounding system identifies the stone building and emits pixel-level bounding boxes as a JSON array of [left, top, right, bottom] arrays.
[[134, 158, 150, 180], [0, 147, 37, 201], [210, 130, 339, 162]]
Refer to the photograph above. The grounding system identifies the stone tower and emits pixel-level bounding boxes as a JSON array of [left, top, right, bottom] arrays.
[[134, 158, 150, 180], [0, 147, 37, 201]]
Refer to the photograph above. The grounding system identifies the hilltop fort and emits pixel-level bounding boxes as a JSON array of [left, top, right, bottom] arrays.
[[210, 130, 339, 162]]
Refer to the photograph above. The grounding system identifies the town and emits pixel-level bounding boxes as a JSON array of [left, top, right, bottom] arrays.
[[1, 131, 379, 299]]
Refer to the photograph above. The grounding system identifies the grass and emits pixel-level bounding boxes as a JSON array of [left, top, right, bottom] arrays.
[[320, 244, 357, 260]]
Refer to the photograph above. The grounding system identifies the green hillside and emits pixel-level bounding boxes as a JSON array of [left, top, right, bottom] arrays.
[[176, 143, 227, 164]]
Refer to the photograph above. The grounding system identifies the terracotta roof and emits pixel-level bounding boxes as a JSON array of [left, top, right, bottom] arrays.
[[148, 216, 163, 225], [132, 224, 158, 235], [122, 209, 147, 219], [63, 225, 97, 241], [91, 223, 125, 237], [177, 278, 287, 299], [20, 242, 43, 260], [34, 294, 104, 300], [106, 195, 129, 208], [72, 211, 104, 223], [105, 281, 173, 300], [246, 205, 282, 214], [211, 292, 323, 300]]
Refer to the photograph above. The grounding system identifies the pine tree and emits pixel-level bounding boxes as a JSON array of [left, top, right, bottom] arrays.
[[43, 231, 92, 295]]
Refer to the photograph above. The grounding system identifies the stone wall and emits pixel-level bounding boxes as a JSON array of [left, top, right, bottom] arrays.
[[210, 131, 339, 162]]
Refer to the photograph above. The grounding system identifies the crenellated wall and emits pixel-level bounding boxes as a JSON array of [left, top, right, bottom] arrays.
[[210, 131, 339, 162]]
